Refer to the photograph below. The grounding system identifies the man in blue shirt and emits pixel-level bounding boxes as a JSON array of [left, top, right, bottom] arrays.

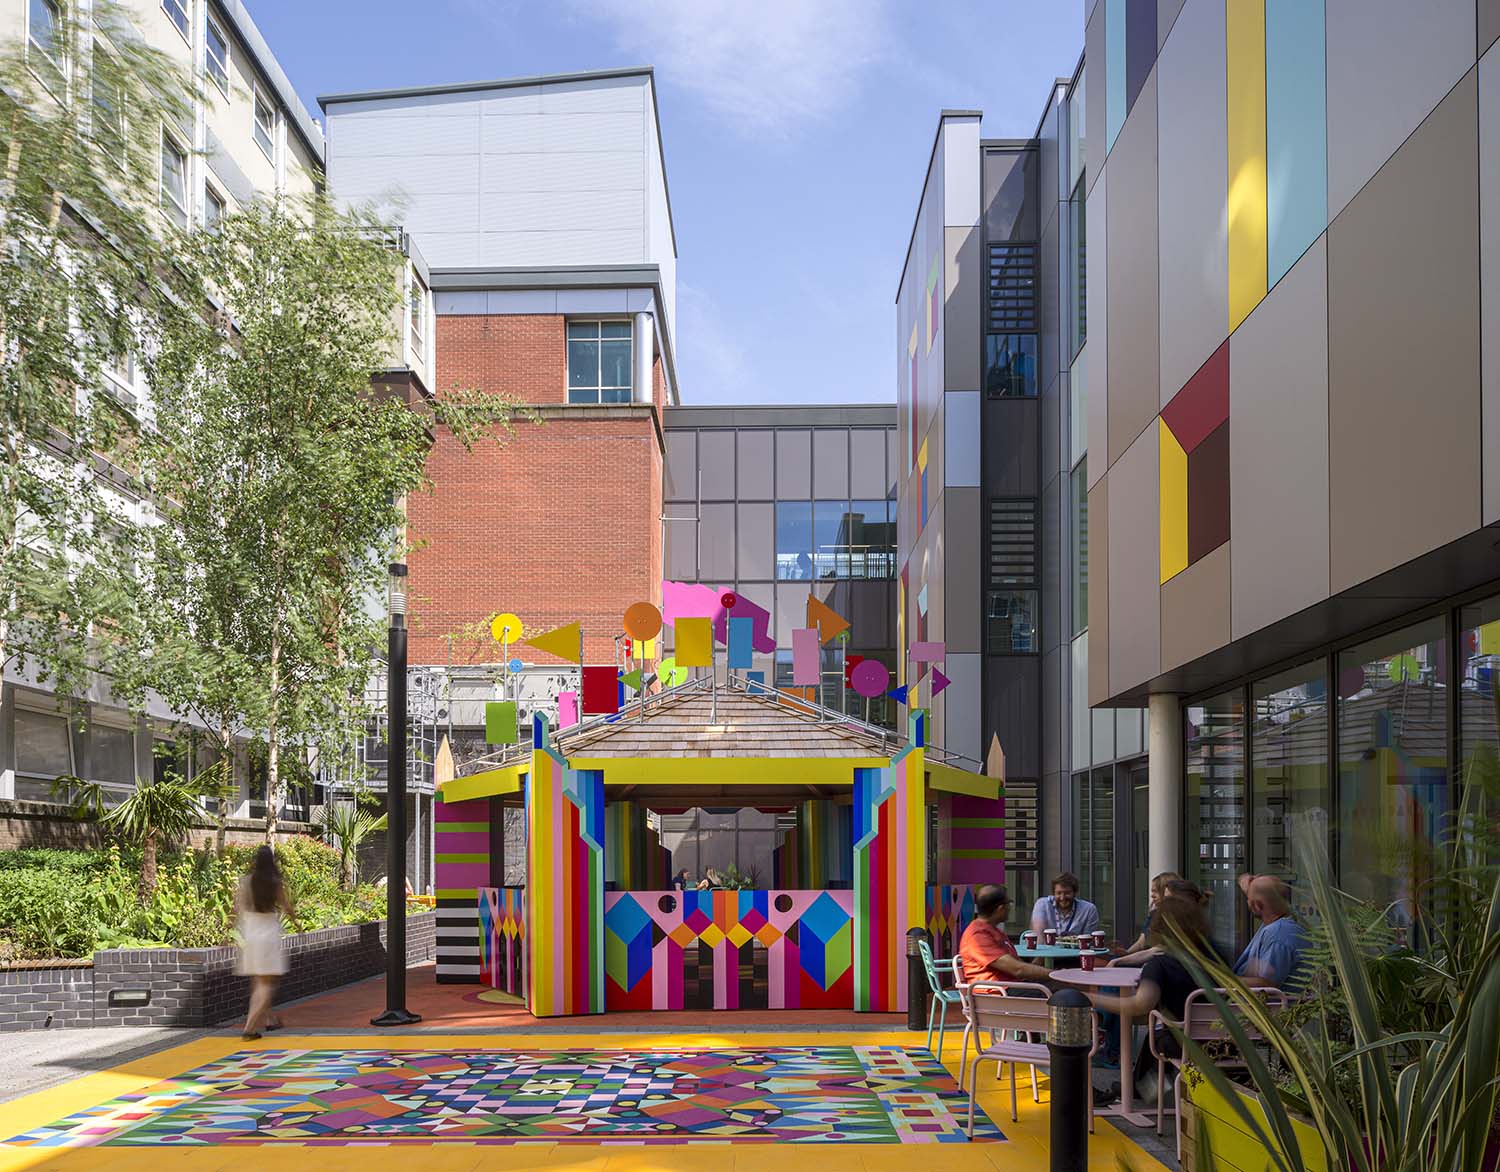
[[1030, 871, 1101, 938], [1234, 874, 1310, 990]]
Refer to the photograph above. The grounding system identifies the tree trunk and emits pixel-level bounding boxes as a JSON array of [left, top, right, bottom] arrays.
[[264, 632, 281, 844], [139, 831, 158, 905], [214, 725, 231, 856]]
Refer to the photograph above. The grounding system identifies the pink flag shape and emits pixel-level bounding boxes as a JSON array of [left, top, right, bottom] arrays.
[[791, 627, 820, 686], [910, 641, 945, 663], [930, 667, 952, 697], [558, 691, 579, 728]]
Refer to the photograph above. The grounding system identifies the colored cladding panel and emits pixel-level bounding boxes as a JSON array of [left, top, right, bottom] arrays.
[[1125, 0, 1158, 115], [726, 615, 753, 669], [601, 889, 856, 1011], [908, 321, 920, 468], [791, 627, 820, 685], [1160, 342, 1230, 453], [1265, 0, 1327, 286], [674, 616, 713, 667], [948, 795, 1005, 886], [1107, 0, 1128, 150], [581, 666, 620, 715], [853, 745, 926, 1012], [9, 1046, 1005, 1146], [484, 701, 517, 745], [925, 253, 940, 353], [1226, 0, 1268, 331], [1159, 419, 1189, 583], [478, 886, 527, 997], [925, 884, 979, 958], [526, 749, 604, 1017], [1187, 422, 1232, 562], [435, 796, 491, 981]]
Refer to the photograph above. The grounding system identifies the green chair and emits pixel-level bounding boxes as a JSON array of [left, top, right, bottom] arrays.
[[918, 938, 963, 1059]]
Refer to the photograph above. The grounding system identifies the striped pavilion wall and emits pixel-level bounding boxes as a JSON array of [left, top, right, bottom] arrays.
[[434, 794, 494, 982]]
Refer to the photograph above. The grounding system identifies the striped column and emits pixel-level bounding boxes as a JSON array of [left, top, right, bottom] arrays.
[[434, 795, 491, 982]]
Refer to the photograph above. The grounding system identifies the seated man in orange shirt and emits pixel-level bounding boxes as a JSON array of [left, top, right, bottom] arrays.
[[958, 884, 1053, 985]]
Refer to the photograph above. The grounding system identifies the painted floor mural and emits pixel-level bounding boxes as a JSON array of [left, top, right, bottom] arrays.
[[5, 1045, 1004, 1148]]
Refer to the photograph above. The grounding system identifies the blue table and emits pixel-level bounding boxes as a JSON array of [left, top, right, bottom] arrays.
[[1016, 943, 1110, 959]]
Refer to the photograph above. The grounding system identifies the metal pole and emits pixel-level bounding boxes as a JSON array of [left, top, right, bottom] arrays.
[[1047, 989, 1092, 1172], [373, 564, 421, 1027], [905, 928, 929, 1032]]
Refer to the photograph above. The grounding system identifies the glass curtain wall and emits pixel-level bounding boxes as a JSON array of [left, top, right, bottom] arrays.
[[1251, 661, 1330, 906], [1459, 595, 1500, 857], [1336, 620, 1447, 936], [1070, 767, 1114, 936], [1185, 690, 1246, 949]]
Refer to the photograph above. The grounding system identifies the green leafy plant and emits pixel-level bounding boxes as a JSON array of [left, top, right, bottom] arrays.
[[100, 778, 200, 904], [318, 796, 388, 889], [1173, 820, 1500, 1172], [47, 775, 108, 823]]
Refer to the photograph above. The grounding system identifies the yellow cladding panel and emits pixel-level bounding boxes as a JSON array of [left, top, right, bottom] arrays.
[[1159, 419, 1189, 583], [566, 757, 890, 785], [440, 762, 524, 803], [1226, 0, 1267, 331], [925, 759, 1000, 800]]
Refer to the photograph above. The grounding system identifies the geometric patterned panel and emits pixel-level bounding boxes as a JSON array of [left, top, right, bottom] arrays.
[[478, 886, 526, 997], [1159, 341, 1230, 583], [924, 885, 978, 959], [853, 741, 925, 1013], [5, 1046, 1004, 1146], [602, 889, 855, 1011]]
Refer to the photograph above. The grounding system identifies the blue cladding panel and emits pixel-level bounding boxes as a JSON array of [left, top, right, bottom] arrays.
[[1107, 0, 1128, 150], [1266, 0, 1328, 286]]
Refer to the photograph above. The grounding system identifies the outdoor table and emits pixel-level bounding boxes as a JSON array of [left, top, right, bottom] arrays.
[[1050, 965, 1151, 1127], [1016, 943, 1111, 960]]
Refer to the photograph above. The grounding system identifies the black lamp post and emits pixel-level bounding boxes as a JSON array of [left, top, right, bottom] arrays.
[[372, 562, 421, 1027]]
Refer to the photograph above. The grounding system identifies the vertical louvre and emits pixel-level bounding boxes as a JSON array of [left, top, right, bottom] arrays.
[[1003, 779, 1039, 868], [988, 243, 1038, 331], [988, 499, 1039, 587]]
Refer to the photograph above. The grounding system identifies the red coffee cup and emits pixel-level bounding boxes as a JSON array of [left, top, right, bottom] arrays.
[[1021, 931, 1037, 949], [1043, 929, 1057, 946], [1092, 931, 1106, 949], [1081, 952, 1096, 972]]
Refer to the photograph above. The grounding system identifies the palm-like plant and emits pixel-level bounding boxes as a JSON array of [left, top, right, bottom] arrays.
[[317, 797, 387, 890], [101, 778, 200, 905], [1174, 820, 1500, 1172], [48, 774, 108, 823]]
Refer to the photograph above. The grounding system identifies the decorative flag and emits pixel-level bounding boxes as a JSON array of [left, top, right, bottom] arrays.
[[581, 667, 620, 715], [620, 668, 644, 693], [887, 684, 910, 706], [484, 701, 517, 745], [850, 659, 890, 698], [931, 667, 952, 697], [675, 617, 713, 667], [791, 627, 820, 685], [910, 641, 945, 663], [622, 601, 663, 640], [727, 616, 753, 670], [746, 670, 767, 693], [662, 580, 721, 623], [712, 590, 775, 653], [489, 612, 522, 643], [558, 691, 579, 728], [843, 654, 865, 687], [526, 622, 582, 663], [806, 595, 851, 644]]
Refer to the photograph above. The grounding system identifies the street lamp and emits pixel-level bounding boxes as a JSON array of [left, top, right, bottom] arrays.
[[372, 562, 421, 1027]]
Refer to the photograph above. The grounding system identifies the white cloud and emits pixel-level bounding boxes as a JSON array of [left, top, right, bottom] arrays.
[[581, 0, 891, 137]]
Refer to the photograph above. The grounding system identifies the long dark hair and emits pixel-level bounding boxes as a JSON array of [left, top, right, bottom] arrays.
[[1149, 881, 1212, 951], [249, 845, 282, 913]]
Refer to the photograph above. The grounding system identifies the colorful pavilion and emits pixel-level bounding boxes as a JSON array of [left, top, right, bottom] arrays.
[[433, 675, 1002, 1017]]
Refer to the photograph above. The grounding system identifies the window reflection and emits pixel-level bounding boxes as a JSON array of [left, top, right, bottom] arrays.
[[1186, 690, 1247, 951], [1251, 662, 1329, 905], [986, 590, 1038, 653], [985, 334, 1038, 398], [1337, 620, 1447, 942], [1459, 595, 1500, 853]]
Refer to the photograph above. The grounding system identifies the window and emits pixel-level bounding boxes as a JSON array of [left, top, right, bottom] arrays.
[[812, 501, 846, 578], [566, 320, 632, 404], [203, 184, 225, 230], [409, 273, 427, 360], [1072, 768, 1115, 936], [252, 83, 276, 160], [1459, 594, 1500, 866], [205, 16, 229, 94], [1251, 661, 1329, 893], [28, 0, 62, 81], [847, 500, 895, 580], [90, 45, 126, 166], [90, 722, 136, 785], [985, 334, 1038, 398], [161, 0, 190, 41], [1186, 690, 1247, 951], [1070, 460, 1088, 635], [986, 590, 1038, 653], [15, 706, 73, 777], [102, 347, 136, 409], [775, 501, 813, 580], [1337, 620, 1447, 939], [1069, 178, 1087, 359], [159, 132, 188, 227]]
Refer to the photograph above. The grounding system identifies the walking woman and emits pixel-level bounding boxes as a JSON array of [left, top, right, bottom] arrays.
[[236, 845, 294, 1040]]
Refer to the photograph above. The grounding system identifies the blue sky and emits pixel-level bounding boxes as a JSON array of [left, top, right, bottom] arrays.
[[249, 1, 1082, 406]]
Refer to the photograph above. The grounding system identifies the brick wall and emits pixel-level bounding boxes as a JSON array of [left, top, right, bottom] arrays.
[[0, 912, 435, 1032], [408, 314, 663, 666], [0, 799, 313, 852]]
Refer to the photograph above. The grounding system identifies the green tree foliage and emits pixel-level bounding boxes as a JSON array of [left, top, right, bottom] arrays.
[[317, 795, 387, 889], [0, 0, 199, 697], [100, 776, 199, 904]]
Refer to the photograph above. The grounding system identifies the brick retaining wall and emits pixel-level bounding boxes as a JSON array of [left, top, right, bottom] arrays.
[[0, 912, 435, 1031], [0, 798, 315, 852]]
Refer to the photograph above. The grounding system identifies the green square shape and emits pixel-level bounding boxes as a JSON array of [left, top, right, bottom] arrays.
[[486, 701, 518, 744]]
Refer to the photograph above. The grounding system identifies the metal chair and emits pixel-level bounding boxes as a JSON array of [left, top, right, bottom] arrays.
[[917, 938, 963, 1059], [951, 956, 1041, 1098], [960, 980, 1098, 1138], [1148, 987, 1287, 1160]]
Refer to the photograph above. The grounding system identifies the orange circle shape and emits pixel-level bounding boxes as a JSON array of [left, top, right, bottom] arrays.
[[622, 601, 663, 641]]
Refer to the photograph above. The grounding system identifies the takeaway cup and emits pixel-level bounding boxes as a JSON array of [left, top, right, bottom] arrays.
[[1080, 952, 1096, 972], [1021, 931, 1038, 949], [1092, 931, 1107, 949], [1043, 928, 1057, 945]]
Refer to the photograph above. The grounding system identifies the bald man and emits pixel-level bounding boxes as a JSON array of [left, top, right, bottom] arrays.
[[1234, 874, 1309, 990]]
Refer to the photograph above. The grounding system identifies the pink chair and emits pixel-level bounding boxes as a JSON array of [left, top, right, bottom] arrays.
[[1148, 987, 1287, 1159], [959, 980, 1098, 1139], [950, 957, 1041, 1099]]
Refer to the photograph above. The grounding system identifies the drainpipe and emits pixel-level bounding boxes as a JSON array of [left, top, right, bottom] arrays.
[[633, 311, 654, 405]]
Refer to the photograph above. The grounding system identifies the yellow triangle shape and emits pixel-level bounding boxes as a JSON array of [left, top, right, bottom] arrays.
[[525, 621, 582, 663]]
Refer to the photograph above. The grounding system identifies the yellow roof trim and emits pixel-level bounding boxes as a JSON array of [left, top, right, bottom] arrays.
[[925, 759, 998, 800], [440, 760, 526, 803], [565, 757, 890, 785]]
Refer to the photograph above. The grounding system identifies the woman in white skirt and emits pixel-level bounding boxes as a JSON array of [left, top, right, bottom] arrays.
[[236, 845, 295, 1039]]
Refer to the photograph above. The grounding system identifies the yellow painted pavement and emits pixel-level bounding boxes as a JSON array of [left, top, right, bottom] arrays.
[[0, 1030, 1171, 1172]]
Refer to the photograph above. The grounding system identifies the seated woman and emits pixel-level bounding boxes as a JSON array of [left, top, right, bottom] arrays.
[[1085, 880, 1232, 1104], [1107, 870, 1182, 969]]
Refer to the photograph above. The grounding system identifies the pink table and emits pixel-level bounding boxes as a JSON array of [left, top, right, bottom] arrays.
[[1050, 965, 1151, 1126]]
